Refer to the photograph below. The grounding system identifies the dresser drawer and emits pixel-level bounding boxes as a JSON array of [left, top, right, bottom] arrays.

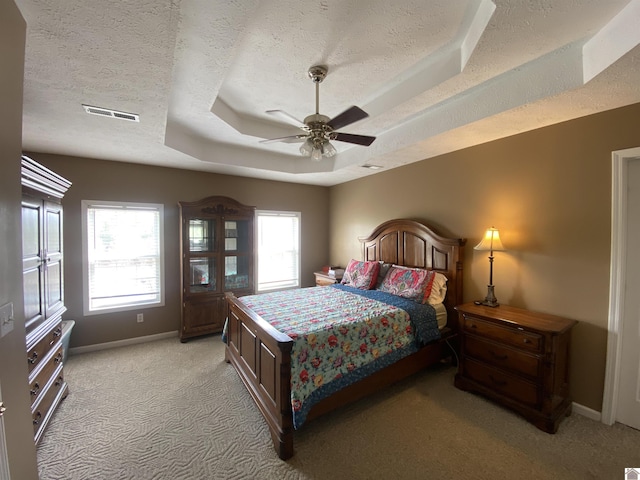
[[463, 315, 542, 353], [464, 335, 542, 379], [32, 367, 65, 435], [29, 345, 63, 405], [27, 321, 63, 374], [463, 358, 541, 408]]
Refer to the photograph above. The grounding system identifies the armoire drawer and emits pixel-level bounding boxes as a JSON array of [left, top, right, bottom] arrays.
[[27, 321, 63, 374], [31, 367, 65, 435], [29, 344, 63, 405]]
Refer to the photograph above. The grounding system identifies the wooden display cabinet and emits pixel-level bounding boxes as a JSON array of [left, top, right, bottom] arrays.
[[178, 196, 255, 341]]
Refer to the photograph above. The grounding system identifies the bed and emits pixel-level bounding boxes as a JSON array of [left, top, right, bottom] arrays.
[[224, 218, 465, 459]]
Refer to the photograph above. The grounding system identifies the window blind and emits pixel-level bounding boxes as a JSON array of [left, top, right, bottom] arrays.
[[83, 201, 164, 313], [256, 211, 300, 291]]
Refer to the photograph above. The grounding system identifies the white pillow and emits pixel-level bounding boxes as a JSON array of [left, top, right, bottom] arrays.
[[427, 273, 448, 304]]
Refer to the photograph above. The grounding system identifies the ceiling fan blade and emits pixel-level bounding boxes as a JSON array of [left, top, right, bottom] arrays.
[[260, 134, 308, 144], [327, 106, 369, 130], [333, 132, 376, 146], [266, 110, 306, 128]]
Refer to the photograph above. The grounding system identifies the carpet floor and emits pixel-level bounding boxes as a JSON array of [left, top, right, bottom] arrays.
[[37, 335, 640, 479]]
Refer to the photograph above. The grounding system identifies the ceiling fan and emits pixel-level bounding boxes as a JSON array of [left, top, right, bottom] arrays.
[[260, 65, 376, 161]]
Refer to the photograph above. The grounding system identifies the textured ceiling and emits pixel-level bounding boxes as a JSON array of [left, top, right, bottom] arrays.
[[16, 0, 640, 186]]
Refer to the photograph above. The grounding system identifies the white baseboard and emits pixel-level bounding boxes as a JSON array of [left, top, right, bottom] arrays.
[[573, 402, 601, 422], [68, 330, 179, 356]]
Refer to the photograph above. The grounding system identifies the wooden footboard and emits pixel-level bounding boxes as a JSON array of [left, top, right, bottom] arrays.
[[225, 290, 457, 460], [225, 292, 295, 459]]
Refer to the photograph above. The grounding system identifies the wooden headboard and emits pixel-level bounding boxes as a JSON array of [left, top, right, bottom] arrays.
[[359, 219, 466, 321]]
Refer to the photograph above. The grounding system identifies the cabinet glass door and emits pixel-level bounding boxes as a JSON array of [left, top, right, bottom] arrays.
[[188, 219, 215, 252], [189, 257, 217, 292], [224, 255, 250, 290], [224, 220, 250, 252], [224, 220, 250, 290]]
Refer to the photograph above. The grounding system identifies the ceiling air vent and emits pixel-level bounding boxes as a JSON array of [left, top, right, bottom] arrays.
[[82, 104, 139, 122]]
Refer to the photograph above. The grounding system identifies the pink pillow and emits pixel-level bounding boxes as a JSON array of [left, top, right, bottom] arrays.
[[378, 265, 436, 304], [341, 259, 380, 290]]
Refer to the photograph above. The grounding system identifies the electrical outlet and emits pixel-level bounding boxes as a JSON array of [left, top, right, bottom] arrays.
[[136, 313, 144, 323], [0, 302, 14, 338]]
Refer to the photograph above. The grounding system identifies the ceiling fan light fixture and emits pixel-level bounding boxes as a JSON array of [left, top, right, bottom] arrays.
[[311, 146, 323, 162], [299, 138, 314, 156], [322, 140, 337, 158], [263, 65, 376, 159]]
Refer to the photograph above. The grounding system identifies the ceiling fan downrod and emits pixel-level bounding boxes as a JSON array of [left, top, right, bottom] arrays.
[[308, 65, 327, 116]]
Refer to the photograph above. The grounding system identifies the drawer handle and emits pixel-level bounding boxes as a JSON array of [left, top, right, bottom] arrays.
[[30, 382, 40, 398], [489, 375, 507, 387], [28, 352, 38, 364], [54, 353, 63, 363], [53, 327, 62, 337], [55, 376, 63, 387], [469, 323, 477, 329], [523, 338, 532, 344], [490, 350, 508, 361], [33, 412, 42, 426]]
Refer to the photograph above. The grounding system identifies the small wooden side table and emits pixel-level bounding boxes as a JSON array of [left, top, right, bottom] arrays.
[[314, 271, 340, 286], [454, 302, 577, 433]]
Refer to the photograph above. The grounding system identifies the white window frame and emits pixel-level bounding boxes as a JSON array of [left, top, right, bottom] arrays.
[[81, 200, 165, 315], [256, 210, 301, 292]]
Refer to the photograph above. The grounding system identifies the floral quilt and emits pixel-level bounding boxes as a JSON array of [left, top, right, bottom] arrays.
[[239, 284, 440, 429]]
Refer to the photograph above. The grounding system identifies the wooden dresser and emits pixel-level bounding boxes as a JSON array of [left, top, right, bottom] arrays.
[[454, 302, 577, 433], [21, 156, 71, 443]]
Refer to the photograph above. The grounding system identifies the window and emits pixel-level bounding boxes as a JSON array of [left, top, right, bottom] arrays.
[[256, 211, 300, 291], [82, 200, 164, 314]]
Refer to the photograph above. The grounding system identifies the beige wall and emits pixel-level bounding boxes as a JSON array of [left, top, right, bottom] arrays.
[[29, 154, 330, 348], [329, 102, 640, 411], [0, 2, 40, 478]]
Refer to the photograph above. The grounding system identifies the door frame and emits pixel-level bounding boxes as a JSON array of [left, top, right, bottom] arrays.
[[0, 384, 11, 480], [602, 146, 640, 425]]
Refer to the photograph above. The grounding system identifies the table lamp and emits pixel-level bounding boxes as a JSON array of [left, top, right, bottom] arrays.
[[474, 227, 505, 307]]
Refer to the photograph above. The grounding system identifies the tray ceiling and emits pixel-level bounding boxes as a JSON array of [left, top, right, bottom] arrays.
[[16, 0, 640, 186]]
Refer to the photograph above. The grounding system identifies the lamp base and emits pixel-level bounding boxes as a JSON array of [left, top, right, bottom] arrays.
[[480, 285, 499, 307]]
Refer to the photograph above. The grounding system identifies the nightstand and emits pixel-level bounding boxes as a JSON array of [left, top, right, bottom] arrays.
[[454, 303, 577, 433], [314, 271, 340, 286]]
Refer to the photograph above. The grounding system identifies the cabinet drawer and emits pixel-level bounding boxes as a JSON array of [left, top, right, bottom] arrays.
[[29, 345, 64, 405], [463, 315, 542, 353], [32, 367, 65, 434], [27, 321, 63, 374], [464, 335, 542, 379], [463, 358, 541, 408]]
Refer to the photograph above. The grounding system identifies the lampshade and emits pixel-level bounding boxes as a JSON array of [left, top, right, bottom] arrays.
[[299, 138, 314, 156], [310, 146, 323, 162], [322, 141, 337, 158], [474, 227, 505, 252]]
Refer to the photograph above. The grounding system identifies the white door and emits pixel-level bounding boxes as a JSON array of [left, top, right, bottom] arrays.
[[0, 384, 11, 480], [616, 156, 640, 430]]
